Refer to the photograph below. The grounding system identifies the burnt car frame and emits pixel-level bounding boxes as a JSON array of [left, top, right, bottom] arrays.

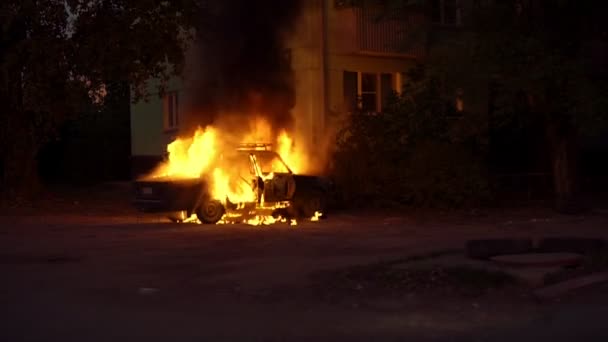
[[132, 143, 331, 224]]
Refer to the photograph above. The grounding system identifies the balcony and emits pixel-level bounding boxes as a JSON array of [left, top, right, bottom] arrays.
[[331, 5, 427, 58]]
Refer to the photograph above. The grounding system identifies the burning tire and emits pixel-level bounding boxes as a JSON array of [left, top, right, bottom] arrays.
[[196, 200, 225, 224], [295, 193, 325, 219]]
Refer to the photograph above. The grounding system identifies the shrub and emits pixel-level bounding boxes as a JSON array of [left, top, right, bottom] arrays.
[[330, 66, 490, 208]]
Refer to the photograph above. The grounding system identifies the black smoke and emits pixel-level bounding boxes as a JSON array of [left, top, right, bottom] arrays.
[[187, 0, 302, 132]]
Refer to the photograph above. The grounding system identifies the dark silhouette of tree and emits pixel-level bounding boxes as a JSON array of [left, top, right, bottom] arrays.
[[0, 0, 201, 200], [338, 0, 608, 210], [459, 0, 608, 212]]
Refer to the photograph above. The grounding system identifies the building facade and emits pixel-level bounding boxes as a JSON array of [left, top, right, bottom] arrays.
[[129, 0, 463, 177]]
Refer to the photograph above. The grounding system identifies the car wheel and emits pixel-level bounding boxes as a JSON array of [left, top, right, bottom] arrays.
[[298, 195, 325, 219], [196, 200, 225, 224]]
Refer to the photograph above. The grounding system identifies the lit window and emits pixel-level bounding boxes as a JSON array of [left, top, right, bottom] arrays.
[[163, 91, 179, 130], [456, 88, 464, 112], [343, 71, 397, 113]]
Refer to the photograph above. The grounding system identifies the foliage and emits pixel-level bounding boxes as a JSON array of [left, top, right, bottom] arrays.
[[312, 252, 517, 299], [331, 66, 490, 208], [331, 0, 608, 209], [37, 82, 131, 184], [462, 1, 608, 210], [0, 0, 201, 198]]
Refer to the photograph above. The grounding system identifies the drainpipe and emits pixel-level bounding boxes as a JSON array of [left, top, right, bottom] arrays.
[[321, 0, 330, 135]]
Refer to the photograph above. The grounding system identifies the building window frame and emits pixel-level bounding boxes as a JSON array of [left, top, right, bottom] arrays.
[[354, 71, 401, 113], [163, 91, 179, 131]]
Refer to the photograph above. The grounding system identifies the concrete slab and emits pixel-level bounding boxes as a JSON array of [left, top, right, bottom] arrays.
[[502, 267, 562, 287], [390, 253, 500, 271], [490, 253, 583, 268], [391, 253, 561, 287], [535, 272, 608, 299], [537, 237, 607, 255], [466, 238, 534, 259]]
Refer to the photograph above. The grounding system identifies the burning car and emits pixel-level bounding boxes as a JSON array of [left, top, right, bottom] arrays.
[[132, 140, 330, 225]]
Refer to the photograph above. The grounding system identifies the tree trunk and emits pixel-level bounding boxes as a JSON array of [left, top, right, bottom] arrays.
[[1, 14, 42, 203], [547, 122, 582, 214], [1, 137, 41, 202], [0, 64, 40, 202]]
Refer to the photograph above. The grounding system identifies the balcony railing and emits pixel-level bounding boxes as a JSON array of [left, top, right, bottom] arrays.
[[355, 7, 426, 57]]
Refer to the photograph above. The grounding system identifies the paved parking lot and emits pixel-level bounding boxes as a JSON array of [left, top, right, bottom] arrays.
[[1, 209, 608, 341]]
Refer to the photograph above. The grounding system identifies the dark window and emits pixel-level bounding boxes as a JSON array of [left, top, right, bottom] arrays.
[[343, 71, 358, 112], [360, 73, 377, 112], [431, 0, 442, 22], [381, 73, 394, 109], [164, 92, 179, 130], [345, 71, 397, 113], [444, 0, 458, 25], [334, 0, 356, 9], [167, 96, 175, 127], [361, 73, 376, 92], [432, 0, 462, 26], [174, 92, 179, 126], [361, 94, 377, 112]]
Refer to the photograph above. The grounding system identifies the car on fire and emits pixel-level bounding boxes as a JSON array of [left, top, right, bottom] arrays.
[[132, 143, 331, 224]]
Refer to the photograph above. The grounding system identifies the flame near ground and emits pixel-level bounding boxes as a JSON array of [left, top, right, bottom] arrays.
[[146, 118, 321, 225]]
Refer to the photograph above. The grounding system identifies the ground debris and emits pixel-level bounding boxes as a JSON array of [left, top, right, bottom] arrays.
[[311, 255, 519, 301], [535, 272, 608, 299], [137, 287, 160, 295]]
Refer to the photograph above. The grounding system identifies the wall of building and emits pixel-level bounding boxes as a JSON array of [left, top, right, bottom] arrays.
[[129, 78, 182, 178], [288, 0, 326, 152], [326, 1, 425, 113], [288, 1, 421, 149], [130, 0, 422, 176]]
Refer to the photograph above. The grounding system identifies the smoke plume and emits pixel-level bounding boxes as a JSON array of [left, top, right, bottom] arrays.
[[185, 0, 302, 134]]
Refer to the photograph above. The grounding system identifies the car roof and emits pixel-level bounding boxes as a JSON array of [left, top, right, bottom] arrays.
[[235, 143, 273, 152]]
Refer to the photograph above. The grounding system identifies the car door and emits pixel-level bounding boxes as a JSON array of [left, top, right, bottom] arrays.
[[249, 153, 295, 203]]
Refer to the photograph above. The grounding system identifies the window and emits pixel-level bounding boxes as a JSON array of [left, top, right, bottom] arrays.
[[360, 73, 377, 112], [343, 71, 399, 113], [431, 0, 463, 26], [253, 152, 290, 175], [343, 71, 358, 112], [381, 73, 395, 109], [163, 91, 179, 130], [334, 0, 356, 9]]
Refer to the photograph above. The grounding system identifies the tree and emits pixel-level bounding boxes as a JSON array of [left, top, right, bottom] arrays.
[[0, 0, 200, 200], [423, 0, 608, 212], [332, 65, 490, 208], [472, 1, 608, 211], [337, 0, 608, 210]]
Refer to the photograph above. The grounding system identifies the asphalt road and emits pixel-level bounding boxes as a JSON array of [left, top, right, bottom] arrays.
[[1, 211, 608, 341]]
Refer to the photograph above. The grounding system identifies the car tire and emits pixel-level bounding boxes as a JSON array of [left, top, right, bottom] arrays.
[[196, 200, 225, 224], [297, 194, 325, 219]]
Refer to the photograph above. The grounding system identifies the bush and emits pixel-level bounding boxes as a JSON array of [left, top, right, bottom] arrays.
[[401, 141, 490, 206], [330, 67, 490, 208]]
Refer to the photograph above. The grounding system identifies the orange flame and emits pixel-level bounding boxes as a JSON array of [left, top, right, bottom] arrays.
[[146, 118, 319, 225], [153, 127, 218, 178]]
